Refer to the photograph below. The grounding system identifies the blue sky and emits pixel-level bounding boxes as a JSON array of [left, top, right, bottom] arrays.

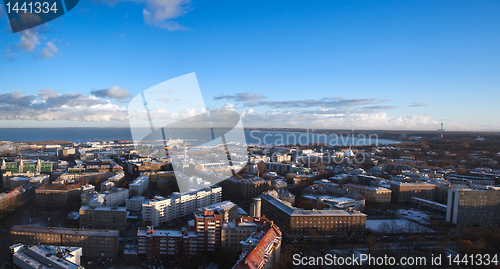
[[1, 0, 499, 130]]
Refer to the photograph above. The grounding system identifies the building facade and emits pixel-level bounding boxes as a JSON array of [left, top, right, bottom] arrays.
[[79, 205, 127, 230], [390, 182, 436, 203], [446, 186, 500, 226], [10, 244, 82, 269], [130, 176, 149, 196], [10, 225, 120, 257], [260, 193, 366, 237], [35, 183, 82, 208], [342, 183, 392, 203], [142, 186, 222, 226]]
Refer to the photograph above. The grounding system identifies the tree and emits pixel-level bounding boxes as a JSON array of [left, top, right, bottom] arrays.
[[257, 162, 267, 177], [390, 220, 401, 234], [378, 221, 391, 235]]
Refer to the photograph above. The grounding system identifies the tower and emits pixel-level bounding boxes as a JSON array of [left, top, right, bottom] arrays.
[[437, 121, 444, 139], [36, 159, 41, 173]]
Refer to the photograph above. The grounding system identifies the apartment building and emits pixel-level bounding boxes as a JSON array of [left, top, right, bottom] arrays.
[[260, 193, 366, 237], [0, 184, 35, 220], [196, 200, 239, 222], [140, 171, 176, 187], [342, 183, 392, 203], [35, 183, 82, 208], [390, 181, 436, 203], [88, 188, 129, 207], [221, 217, 272, 252], [194, 210, 223, 253], [219, 177, 271, 201], [232, 219, 282, 269], [446, 186, 500, 226], [10, 225, 119, 257], [1, 171, 45, 190], [142, 185, 222, 226], [130, 176, 149, 195], [1, 159, 53, 173], [10, 244, 82, 269], [126, 196, 145, 212], [107, 172, 126, 187], [79, 205, 127, 230], [137, 226, 198, 260]]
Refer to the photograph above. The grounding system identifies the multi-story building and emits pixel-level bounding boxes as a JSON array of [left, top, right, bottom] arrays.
[[1, 159, 53, 173], [196, 201, 239, 222], [100, 180, 115, 191], [0, 184, 35, 219], [35, 183, 82, 208], [221, 217, 268, 251], [10, 225, 119, 257], [1, 170, 41, 189], [428, 180, 452, 204], [10, 244, 82, 269], [446, 174, 496, 186], [260, 193, 366, 237], [142, 185, 222, 226], [446, 186, 500, 226], [107, 172, 125, 187], [58, 172, 115, 186], [194, 210, 223, 253], [390, 182, 436, 203], [126, 196, 145, 212], [140, 171, 176, 187], [123, 159, 172, 178], [220, 177, 271, 201], [232, 219, 282, 269], [130, 176, 149, 196], [79, 205, 127, 230], [9, 175, 49, 190], [88, 188, 129, 207], [265, 189, 296, 206], [137, 226, 198, 260], [342, 183, 392, 203]]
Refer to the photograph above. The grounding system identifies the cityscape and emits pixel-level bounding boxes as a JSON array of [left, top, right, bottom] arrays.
[[2, 1, 500, 268], [1, 129, 500, 268]]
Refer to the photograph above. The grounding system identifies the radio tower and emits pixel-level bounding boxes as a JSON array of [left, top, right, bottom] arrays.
[[437, 120, 444, 139]]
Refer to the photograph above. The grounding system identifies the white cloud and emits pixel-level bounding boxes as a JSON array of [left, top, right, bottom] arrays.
[[238, 108, 446, 130], [19, 29, 40, 51], [99, 0, 191, 30], [3, 29, 63, 61], [91, 86, 131, 102], [41, 42, 59, 58], [221, 103, 236, 111], [0, 89, 128, 122]]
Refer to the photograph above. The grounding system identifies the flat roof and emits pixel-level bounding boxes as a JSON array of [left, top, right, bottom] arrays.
[[11, 225, 119, 237]]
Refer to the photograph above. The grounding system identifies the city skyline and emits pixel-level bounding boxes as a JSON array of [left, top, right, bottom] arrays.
[[1, 1, 500, 131]]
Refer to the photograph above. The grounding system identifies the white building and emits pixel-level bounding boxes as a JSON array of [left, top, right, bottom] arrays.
[[126, 196, 145, 212], [10, 243, 82, 269], [10, 175, 49, 190], [130, 176, 149, 195], [81, 184, 95, 194], [88, 188, 129, 207], [101, 180, 115, 191], [142, 185, 222, 226]]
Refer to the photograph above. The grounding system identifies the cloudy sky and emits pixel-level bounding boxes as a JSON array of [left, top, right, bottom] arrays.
[[1, 1, 499, 130]]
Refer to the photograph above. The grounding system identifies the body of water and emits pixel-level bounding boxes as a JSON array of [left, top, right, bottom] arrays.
[[0, 128, 399, 146]]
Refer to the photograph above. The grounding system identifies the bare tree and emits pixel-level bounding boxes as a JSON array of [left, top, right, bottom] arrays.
[[379, 221, 391, 235], [390, 220, 401, 234], [257, 162, 267, 177]]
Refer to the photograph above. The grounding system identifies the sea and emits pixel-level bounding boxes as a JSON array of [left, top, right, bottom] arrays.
[[0, 128, 399, 146]]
